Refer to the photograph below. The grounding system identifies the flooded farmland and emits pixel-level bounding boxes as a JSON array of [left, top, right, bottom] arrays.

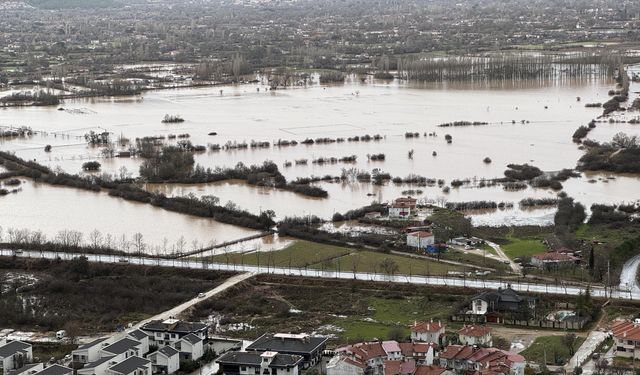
[[2, 70, 640, 227]]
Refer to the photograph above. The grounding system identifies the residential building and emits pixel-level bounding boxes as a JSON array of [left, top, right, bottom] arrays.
[[612, 319, 640, 360], [7, 363, 44, 375], [410, 321, 445, 344], [458, 326, 492, 347], [126, 331, 149, 357], [530, 252, 579, 269], [100, 338, 143, 362], [77, 356, 117, 375], [33, 365, 73, 375], [246, 333, 327, 369], [72, 337, 110, 364], [326, 356, 367, 375], [0, 341, 33, 373], [389, 203, 412, 219], [216, 351, 303, 375], [438, 346, 525, 375], [107, 356, 151, 375], [470, 288, 536, 317], [332, 341, 437, 375], [406, 232, 435, 249], [175, 334, 203, 361], [140, 319, 208, 348], [148, 347, 179, 375]]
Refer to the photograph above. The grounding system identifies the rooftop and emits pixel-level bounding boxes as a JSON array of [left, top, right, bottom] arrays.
[[142, 320, 208, 334], [101, 338, 140, 355], [246, 333, 328, 355], [108, 356, 150, 375], [410, 321, 444, 333], [217, 351, 303, 368], [33, 365, 72, 375], [0, 341, 31, 358], [76, 337, 109, 351]]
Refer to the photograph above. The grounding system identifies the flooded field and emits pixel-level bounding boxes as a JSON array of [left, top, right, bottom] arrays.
[[2, 68, 640, 226], [0, 179, 267, 251]]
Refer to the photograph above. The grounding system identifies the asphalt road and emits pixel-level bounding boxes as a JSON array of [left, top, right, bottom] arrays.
[[3, 249, 640, 301]]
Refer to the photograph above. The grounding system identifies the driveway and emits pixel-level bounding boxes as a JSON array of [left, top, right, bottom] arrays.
[[485, 241, 522, 275]]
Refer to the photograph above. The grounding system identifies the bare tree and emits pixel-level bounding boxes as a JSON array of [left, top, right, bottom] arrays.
[[132, 232, 146, 254], [380, 258, 399, 277], [89, 229, 103, 250]]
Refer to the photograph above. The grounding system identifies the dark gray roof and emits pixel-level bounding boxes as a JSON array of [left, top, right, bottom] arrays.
[[217, 351, 303, 368], [0, 341, 31, 358], [157, 346, 179, 357], [7, 363, 42, 375], [34, 365, 72, 375], [82, 356, 115, 369], [108, 356, 150, 375], [102, 338, 140, 355], [127, 330, 147, 341], [246, 334, 328, 355], [181, 334, 202, 345], [77, 337, 109, 350], [141, 320, 207, 334]]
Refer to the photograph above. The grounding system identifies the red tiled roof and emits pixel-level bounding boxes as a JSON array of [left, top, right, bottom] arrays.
[[408, 231, 434, 238], [532, 252, 577, 262], [459, 325, 491, 337], [410, 321, 444, 333], [384, 360, 416, 375], [343, 357, 368, 369], [398, 342, 436, 357], [413, 365, 446, 375], [612, 320, 640, 341], [439, 345, 475, 360]]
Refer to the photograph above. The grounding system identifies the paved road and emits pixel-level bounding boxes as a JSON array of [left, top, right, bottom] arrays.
[[3, 249, 640, 300], [619, 254, 640, 293], [564, 330, 608, 372], [486, 241, 522, 275]]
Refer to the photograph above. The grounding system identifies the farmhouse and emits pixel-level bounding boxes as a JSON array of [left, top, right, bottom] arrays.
[[530, 252, 579, 269], [406, 232, 435, 249]]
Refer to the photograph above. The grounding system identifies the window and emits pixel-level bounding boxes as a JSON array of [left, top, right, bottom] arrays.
[[241, 367, 246, 372]]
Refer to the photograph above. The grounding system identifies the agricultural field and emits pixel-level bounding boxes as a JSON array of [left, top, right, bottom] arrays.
[[520, 335, 585, 366]]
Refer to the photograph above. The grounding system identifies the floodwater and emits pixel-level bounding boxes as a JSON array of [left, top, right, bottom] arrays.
[[0, 178, 265, 251], [2, 68, 640, 226]]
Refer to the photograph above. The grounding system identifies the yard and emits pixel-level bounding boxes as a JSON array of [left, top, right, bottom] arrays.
[[317, 250, 462, 276], [520, 335, 585, 366]]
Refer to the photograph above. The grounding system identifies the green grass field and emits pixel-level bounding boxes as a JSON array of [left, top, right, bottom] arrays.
[[316, 250, 462, 276], [209, 240, 351, 268], [521, 336, 585, 365], [210, 240, 461, 276], [337, 296, 454, 341], [501, 235, 547, 259]]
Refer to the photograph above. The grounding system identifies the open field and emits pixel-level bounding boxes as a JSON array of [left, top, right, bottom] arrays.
[[209, 240, 462, 276], [186, 274, 471, 344], [521, 335, 586, 366], [501, 236, 547, 259]]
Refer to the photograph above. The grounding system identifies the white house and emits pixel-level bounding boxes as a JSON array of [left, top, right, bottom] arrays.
[[140, 319, 208, 349], [410, 321, 445, 344], [612, 320, 640, 360], [148, 347, 180, 375], [326, 356, 367, 375], [33, 365, 73, 375], [7, 363, 44, 375], [100, 338, 143, 362], [406, 232, 435, 249], [107, 356, 151, 375], [216, 351, 303, 375], [77, 356, 118, 375], [389, 203, 412, 219], [73, 337, 110, 364], [126, 331, 149, 357], [176, 334, 203, 361], [0, 341, 33, 372], [381, 342, 402, 360], [457, 326, 492, 347]]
